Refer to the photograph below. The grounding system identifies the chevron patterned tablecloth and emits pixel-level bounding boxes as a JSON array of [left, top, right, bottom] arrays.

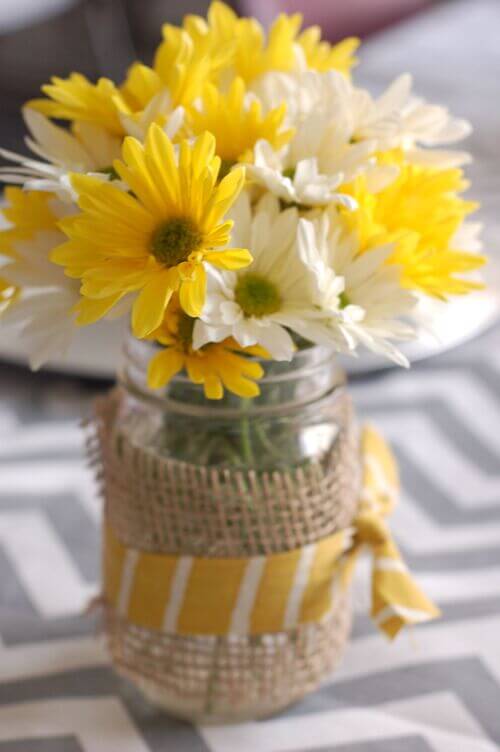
[[1, 322, 499, 751], [1, 0, 500, 749]]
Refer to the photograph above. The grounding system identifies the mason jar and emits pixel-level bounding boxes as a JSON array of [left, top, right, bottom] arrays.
[[94, 334, 361, 723]]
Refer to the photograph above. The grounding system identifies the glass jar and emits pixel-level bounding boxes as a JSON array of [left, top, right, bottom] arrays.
[[98, 334, 361, 722]]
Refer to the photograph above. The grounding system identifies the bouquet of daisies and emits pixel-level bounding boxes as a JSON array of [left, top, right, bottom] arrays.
[[0, 1, 484, 399]]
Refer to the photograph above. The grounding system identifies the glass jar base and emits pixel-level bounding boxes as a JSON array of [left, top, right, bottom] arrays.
[[118, 669, 304, 724]]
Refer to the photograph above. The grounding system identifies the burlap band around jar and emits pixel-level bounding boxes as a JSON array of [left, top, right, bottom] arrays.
[[88, 387, 360, 721]]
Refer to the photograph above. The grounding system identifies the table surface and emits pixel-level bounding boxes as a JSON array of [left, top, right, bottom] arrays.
[[1, 1, 500, 750]]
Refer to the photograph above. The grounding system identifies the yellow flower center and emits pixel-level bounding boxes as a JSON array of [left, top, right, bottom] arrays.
[[151, 217, 202, 267], [234, 273, 282, 317]]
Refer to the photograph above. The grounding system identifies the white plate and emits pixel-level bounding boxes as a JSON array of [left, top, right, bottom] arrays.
[[0, 0, 77, 34], [0, 284, 498, 379]]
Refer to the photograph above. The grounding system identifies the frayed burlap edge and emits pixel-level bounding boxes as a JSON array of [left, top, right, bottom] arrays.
[[88, 387, 361, 557]]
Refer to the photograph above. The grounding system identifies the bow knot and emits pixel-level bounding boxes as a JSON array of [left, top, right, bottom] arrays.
[[343, 425, 440, 639], [354, 512, 390, 548]]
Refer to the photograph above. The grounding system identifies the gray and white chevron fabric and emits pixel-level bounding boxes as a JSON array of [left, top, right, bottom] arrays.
[[1, 318, 499, 751]]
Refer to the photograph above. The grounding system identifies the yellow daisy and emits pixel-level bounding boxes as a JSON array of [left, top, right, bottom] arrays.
[[52, 125, 251, 336], [154, 23, 231, 107], [28, 63, 184, 143], [0, 188, 59, 311], [157, 2, 298, 86], [28, 74, 126, 137], [147, 297, 266, 399], [115, 62, 188, 141], [343, 154, 485, 298], [0, 188, 73, 321], [298, 29, 360, 76], [231, 12, 301, 83], [383, 229, 484, 298], [189, 77, 293, 172], [176, 2, 359, 84], [183, 0, 237, 53], [0, 188, 59, 286], [119, 63, 164, 113], [1, 187, 59, 245]]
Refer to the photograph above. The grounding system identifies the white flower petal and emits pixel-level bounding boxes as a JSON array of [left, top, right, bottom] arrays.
[[253, 321, 295, 361]]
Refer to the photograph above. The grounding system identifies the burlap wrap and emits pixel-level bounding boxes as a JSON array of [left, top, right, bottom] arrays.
[[89, 387, 360, 720]]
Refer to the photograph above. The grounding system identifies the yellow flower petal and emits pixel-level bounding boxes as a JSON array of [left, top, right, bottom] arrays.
[[74, 293, 126, 326], [29, 74, 125, 135], [81, 271, 146, 299], [189, 78, 292, 164], [143, 123, 180, 211], [116, 136, 167, 218], [298, 29, 359, 76], [132, 270, 178, 337], [203, 372, 224, 400], [179, 263, 206, 316], [203, 220, 233, 247], [147, 348, 185, 389], [120, 63, 163, 110], [2, 188, 58, 236], [204, 248, 252, 270], [185, 358, 205, 384], [223, 349, 264, 379], [70, 174, 155, 234], [204, 166, 245, 227], [219, 367, 261, 398], [191, 131, 217, 178]]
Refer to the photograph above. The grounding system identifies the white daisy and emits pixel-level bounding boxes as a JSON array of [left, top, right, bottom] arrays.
[[246, 139, 359, 209], [193, 192, 320, 360], [297, 210, 417, 366], [247, 69, 401, 205], [255, 68, 471, 186], [0, 108, 122, 201], [0, 287, 79, 370], [0, 103, 185, 202], [370, 74, 472, 168]]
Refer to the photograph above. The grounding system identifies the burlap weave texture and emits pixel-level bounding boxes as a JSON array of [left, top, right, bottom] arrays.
[[89, 387, 359, 720]]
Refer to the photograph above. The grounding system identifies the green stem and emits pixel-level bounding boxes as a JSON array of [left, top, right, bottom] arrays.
[[254, 421, 284, 463], [240, 398, 255, 467]]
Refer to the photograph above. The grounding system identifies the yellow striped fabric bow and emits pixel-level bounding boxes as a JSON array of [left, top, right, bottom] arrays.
[[103, 426, 440, 639], [345, 427, 440, 637]]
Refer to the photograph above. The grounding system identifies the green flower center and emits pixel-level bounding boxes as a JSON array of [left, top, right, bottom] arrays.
[[151, 218, 202, 267], [234, 273, 282, 317], [99, 165, 119, 180], [282, 166, 296, 181], [219, 158, 236, 181], [339, 291, 350, 308]]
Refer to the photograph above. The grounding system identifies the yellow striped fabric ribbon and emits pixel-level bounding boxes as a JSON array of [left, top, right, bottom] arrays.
[[103, 426, 440, 639]]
